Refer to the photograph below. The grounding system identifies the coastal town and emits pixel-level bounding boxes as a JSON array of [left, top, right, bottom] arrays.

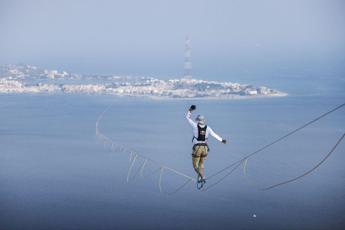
[[0, 64, 286, 98]]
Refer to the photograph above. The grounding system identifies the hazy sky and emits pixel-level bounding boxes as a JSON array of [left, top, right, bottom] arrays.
[[1, 0, 344, 78]]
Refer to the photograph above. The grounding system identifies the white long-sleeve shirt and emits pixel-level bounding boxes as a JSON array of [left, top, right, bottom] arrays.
[[186, 111, 223, 144]]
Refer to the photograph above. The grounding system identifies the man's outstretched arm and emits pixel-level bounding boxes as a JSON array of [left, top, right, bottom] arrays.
[[186, 105, 197, 127], [209, 127, 227, 144]]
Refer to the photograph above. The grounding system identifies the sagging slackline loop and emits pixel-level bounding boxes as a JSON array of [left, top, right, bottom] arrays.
[[204, 102, 345, 191], [240, 132, 345, 190], [262, 132, 345, 190]]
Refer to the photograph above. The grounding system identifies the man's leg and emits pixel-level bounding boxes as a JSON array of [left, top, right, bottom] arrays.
[[198, 157, 205, 179], [198, 145, 208, 181], [192, 145, 201, 176], [193, 145, 208, 183], [192, 156, 201, 177], [198, 167, 204, 179]]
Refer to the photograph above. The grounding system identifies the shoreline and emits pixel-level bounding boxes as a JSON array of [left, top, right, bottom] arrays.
[[0, 91, 288, 100]]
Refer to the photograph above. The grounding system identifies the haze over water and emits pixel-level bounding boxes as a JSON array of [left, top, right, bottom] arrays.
[[1, 0, 345, 229]]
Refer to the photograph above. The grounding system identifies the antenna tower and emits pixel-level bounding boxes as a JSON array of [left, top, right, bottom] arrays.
[[184, 36, 192, 79]]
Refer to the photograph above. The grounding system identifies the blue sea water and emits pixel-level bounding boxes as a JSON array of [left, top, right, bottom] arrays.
[[0, 76, 344, 229]]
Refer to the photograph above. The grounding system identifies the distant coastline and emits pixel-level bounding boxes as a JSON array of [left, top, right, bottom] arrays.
[[0, 64, 287, 99]]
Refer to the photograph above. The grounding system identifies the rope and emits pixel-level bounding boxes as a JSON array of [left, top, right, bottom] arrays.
[[202, 161, 243, 191], [140, 159, 148, 177], [241, 158, 264, 190], [97, 101, 344, 193], [158, 167, 164, 193], [126, 154, 138, 182], [206, 102, 345, 188], [262, 132, 345, 190], [166, 178, 193, 195], [242, 159, 248, 177]]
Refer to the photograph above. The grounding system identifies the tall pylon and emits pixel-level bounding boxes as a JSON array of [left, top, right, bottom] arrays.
[[184, 36, 192, 79]]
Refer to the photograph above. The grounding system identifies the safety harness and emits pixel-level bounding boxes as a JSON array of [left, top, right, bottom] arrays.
[[192, 124, 210, 154], [192, 124, 208, 142]]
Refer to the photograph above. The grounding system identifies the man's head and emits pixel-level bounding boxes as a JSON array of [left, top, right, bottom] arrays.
[[196, 115, 206, 126]]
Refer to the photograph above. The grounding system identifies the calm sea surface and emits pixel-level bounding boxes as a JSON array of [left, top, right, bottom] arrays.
[[1, 76, 344, 229]]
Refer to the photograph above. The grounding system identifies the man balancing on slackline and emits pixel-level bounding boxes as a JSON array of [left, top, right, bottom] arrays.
[[186, 105, 227, 189]]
